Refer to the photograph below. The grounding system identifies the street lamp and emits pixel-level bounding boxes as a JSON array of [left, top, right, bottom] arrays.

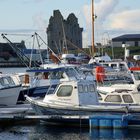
[[122, 44, 130, 61]]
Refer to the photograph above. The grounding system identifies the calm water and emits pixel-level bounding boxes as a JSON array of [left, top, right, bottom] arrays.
[[1, 67, 140, 140], [0, 123, 140, 140]]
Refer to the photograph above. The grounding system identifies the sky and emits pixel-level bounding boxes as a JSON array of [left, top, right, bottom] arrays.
[[0, 0, 140, 48]]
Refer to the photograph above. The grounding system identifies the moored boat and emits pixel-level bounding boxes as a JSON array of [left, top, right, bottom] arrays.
[[0, 73, 21, 106], [26, 79, 129, 117]]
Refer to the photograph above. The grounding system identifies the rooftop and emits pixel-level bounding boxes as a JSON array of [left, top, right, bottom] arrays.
[[112, 34, 140, 41]]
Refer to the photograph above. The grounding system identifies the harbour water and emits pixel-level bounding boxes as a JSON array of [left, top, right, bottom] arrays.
[[1, 67, 140, 140], [1, 123, 140, 140]]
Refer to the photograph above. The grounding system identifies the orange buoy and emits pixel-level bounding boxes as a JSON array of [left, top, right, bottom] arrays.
[[96, 66, 105, 82]]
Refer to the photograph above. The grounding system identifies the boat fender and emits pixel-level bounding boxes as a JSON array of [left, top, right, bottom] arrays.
[[24, 74, 29, 84], [95, 66, 105, 82]]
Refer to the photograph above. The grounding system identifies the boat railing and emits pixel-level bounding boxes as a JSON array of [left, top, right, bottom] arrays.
[[112, 89, 133, 93], [96, 71, 133, 86]]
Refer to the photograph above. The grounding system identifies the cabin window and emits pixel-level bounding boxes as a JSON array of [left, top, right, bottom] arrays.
[[89, 84, 95, 92], [84, 85, 88, 92], [6, 77, 15, 85], [122, 95, 133, 103], [133, 72, 140, 80], [78, 85, 84, 93], [105, 95, 122, 103], [66, 68, 77, 77], [104, 64, 109, 67], [57, 85, 73, 97], [43, 72, 48, 79], [34, 72, 42, 79], [119, 64, 127, 70], [78, 85, 89, 93], [99, 60, 105, 63], [0, 77, 15, 86], [110, 64, 117, 68], [49, 71, 63, 79]]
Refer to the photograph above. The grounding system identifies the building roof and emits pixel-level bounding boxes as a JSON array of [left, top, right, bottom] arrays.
[[112, 34, 140, 42]]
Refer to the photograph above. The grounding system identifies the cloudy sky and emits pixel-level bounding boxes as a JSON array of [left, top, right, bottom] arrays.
[[0, 0, 140, 48]]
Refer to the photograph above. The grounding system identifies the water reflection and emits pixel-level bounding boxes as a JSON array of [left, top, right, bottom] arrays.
[[90, 128, 128, 139], [28, 124, 89, 140], [0, 123, 140, 140]]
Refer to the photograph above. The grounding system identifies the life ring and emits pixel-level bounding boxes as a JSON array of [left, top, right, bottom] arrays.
[[96, 66, 105, 82]]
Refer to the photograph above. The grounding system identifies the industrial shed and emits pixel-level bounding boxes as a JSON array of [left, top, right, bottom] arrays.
[[112, 34, 140, 47]]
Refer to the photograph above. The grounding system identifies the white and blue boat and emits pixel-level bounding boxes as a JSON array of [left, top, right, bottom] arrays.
[[0, 73, 21, 106], [26, 79, 128, 116], [19, 65, 92, 101]]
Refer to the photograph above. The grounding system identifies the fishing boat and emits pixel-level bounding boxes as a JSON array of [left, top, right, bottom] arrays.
[[0, 73, 21, 106], [26, 79, 128, 116], [97, 66, 140, 99], [18, 64, 94, 102]]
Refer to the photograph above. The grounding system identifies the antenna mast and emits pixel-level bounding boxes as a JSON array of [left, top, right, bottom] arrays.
[[91, 0, 95, 56]]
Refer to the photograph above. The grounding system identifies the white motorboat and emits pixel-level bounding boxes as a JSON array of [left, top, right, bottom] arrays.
[[18, 65, 95, 100], [97, 67, 140, 99], [0, 74, 21, 106], [26, 79, 128, 116]]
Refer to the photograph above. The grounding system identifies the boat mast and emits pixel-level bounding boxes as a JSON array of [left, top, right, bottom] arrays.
[[91, 0, 95, 56]]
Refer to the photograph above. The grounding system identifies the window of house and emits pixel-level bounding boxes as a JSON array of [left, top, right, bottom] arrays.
[[135, 41, 138, 47], [57, 85, 73, 97], [122, 95, 133, 103], [105, 95, 122, 103]]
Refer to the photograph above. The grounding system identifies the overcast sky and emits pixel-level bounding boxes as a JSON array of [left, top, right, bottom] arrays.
[[0, 0, 140, 48]]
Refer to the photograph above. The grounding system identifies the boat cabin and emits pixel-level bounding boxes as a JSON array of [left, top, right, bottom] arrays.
[[100, 90, 140, 105], [43, 80, 99, 106], [0, 74, 17, 89], [26, 66, 88, 88], [100, 61, 130, 71]]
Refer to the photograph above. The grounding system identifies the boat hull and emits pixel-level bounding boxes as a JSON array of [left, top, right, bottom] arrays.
[[26, 96, 128, 116], [0, 86, 21, 106], [26, 96, 140, 127]]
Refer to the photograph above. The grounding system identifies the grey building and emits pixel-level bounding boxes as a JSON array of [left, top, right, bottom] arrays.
[[0, 41, 26, 61], [47, 10, 83, 54], [112, 34, 140, 47]]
